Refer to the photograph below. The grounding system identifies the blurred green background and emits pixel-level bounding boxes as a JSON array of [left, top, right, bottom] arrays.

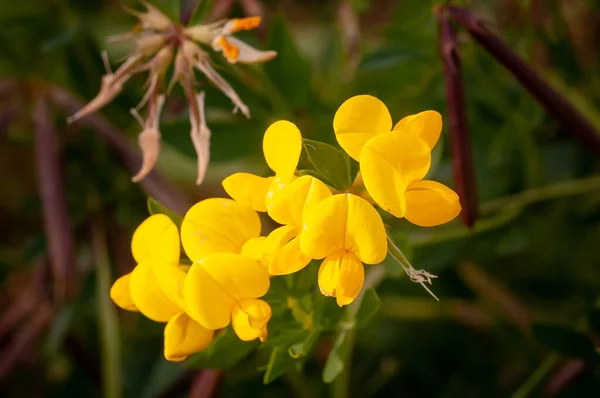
[[2, 0, 600, 397]]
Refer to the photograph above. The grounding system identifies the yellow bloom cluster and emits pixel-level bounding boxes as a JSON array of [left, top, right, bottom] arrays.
[[109, 94, 461, 362]]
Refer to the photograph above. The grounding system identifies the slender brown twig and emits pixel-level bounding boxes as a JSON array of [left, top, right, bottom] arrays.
[[33, 94, 77, 305], [443, 5, 600, 157], [48, 86, 192, 215], [437, 10, 479, 228]]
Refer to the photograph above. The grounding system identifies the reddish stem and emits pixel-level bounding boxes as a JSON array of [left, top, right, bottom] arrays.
[[444, 5, 600, 157], [438, 11, 479, 228], [33, 95, 77, 304]]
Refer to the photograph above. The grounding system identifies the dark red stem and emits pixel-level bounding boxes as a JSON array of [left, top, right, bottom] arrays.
[[444, 5, 600, 157], [33, 95, 77, 304], [438, 11, 478, 228]]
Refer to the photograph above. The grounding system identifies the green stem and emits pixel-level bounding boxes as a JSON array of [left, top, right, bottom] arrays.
[[331, 330, 355, 398], [512, 355, 560, 398], [480, 175, 600, 215], [92, 222, 123, 398]]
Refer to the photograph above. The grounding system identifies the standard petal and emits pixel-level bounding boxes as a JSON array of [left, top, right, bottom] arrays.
[[231, 298, 272, 342], [360, 132, 431, 218], [336, 252, 365, 307], [268, 236, 311, 276], [393, 110, 442, 150], [184, 260, 236, 330], [267, 175, 332, 226], [164, 312, 215, 362], [131, 214, 180, 264], [130, 262, 179, 322], [317, 253, 341, 298], [222, 173, 273, 212], [181, 198, 261, 261], [110, 273, 138, 312], [263, 120, 302, 177], [404, 180, 461, 227], [201, 253, 270, 300], [344, 194, 388, 264], [333, 95, 392, 161]]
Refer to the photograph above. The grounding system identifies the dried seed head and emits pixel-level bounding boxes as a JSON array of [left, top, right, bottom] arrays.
[[168, 46, 194, 92], [132, 95, 165, 182], [132, 128, 161, 182], [127, 0, 173, 32], [135, 34, 167, 56], [189, 91, 211, 185], [183, 24, 216, 44], [213, 36, 277, 64]]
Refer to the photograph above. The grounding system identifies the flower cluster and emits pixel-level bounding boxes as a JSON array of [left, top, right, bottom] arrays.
[[110, 94, 461, 361], [68, 1, 276, 184]]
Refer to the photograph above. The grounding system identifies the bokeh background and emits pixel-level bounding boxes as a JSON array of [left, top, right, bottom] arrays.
[[2, 0, 600, 397]]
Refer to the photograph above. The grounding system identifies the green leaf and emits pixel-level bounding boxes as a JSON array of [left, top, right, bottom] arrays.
[[263, 346, 298, 384], [322, 330, 351, 383], [313, 294, 344, 331], [265, 15, 311, 108], [288, 330, 320, 359], [532, 323, 597, 360], [355, 289, 380, 327], [186, 327, 258, 369], [147, 197, 183, 228], [301, 139, 354, 191]]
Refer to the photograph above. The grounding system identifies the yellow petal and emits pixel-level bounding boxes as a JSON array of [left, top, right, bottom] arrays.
[[110, 273, 138, 312], [263, 120, 302, 177], [300, 194, 387, 264], [335, 252, 364, 307], [267, 175, 332, 226], [131, 214, 180, 264], [241, 236, 269, 265], [201, 253, 270, 300], [317, 251, 365, 306], [231, 298, 272, 342], [404, 180, 461, 227], [181, 198, 261, 261], [317, 252, 341, 297], [268, 236, 311, 275], [155, 265, 187, 310], [130, 262, 179, 322], [184, 253, 270, 329], [333, 95, 392, 161], [360, 132, 431, 218], [222, 173, 274, 212], [145, 217, 186, 309], [393, 110, 442, 150], [164, 312, 215, 362], [184, 260, 235, 329], [343, 193, 388, 264]]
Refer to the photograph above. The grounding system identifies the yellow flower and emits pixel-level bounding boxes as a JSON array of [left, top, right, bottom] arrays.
[[180, 198, 272, 341], [333, 95, 461, 227], [110, 214, 214, 362], [263, 175, 332, 275], [300, 194, 387, 306], [222, 120, 303, 212]]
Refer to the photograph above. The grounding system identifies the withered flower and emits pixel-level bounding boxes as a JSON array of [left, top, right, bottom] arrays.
[[68, 1, 277, 184]]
